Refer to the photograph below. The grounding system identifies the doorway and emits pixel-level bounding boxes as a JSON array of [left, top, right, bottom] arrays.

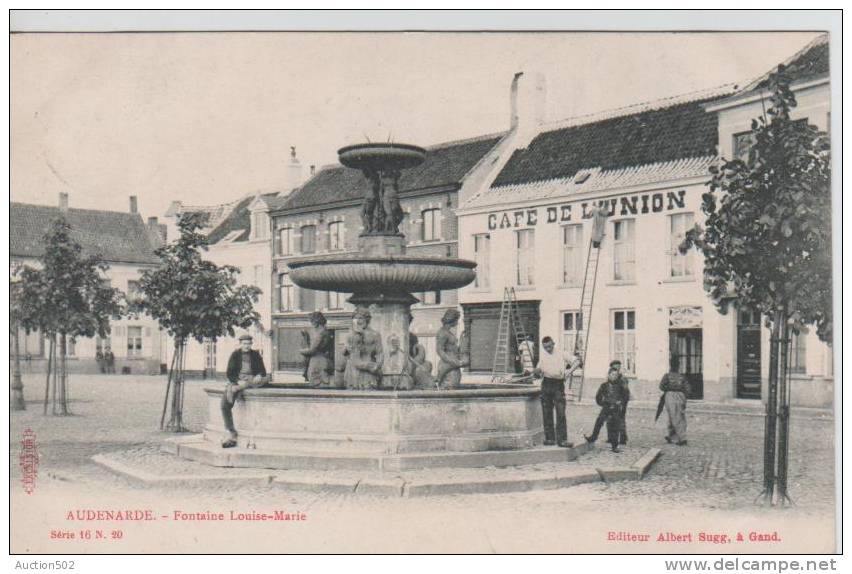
[[669, 329, 703, 400], [736, 308, 762, 399]]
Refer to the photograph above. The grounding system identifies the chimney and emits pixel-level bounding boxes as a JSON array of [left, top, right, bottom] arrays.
[[58, 192, 69, 213], [284, 146, 304, 191], [129, 195, 138, 214], [310, 165, 316, 176], [511, 71, 547, 137], [147, 216, 167, 244]]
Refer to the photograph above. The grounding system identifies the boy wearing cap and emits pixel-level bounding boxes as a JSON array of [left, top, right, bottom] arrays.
[[220, 334, 268, 448], [585, 359, 630, 446]]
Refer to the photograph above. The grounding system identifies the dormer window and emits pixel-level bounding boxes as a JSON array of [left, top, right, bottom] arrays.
[[251, 212, 269, 240]]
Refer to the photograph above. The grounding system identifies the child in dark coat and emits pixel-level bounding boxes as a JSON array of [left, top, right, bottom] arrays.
[[594, 370, 630, 452]]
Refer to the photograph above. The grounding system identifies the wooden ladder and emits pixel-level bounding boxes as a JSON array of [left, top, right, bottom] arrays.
[[567, 236, 603, 402], [491, 287, 531, 383]]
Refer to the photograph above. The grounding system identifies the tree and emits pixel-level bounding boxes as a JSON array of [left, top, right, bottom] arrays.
[[134, 212, 261, 432], [16, 218, 125, 415], [682, 65, 831, 505], [10, 266, 26, 411]]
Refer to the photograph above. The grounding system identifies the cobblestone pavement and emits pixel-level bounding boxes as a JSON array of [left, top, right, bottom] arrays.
[[9, 373, 837, 553]]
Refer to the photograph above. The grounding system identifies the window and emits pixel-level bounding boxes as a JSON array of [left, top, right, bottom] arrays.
[[562, 224, 584, 286], [278, 227, 293, 256], [612, 220, 635, 282], [96, 336, 111, 353], [204, 339, 217, 371], [66, 337, 76, 357], [127, 280, 141, 301], [300, 225, 316, 254], [278, 272, 294, 312], [422, 209, 440, 242], [328, 221, 344, 251], [473, 234, 490, 289], [562, 311, 584, 356], [251, 212, 269, 240], [790, 330, 807, 374], [732, 131, 755, 162], [612, 310, 636, 375], [668, 213, 694, 278], [327, 290, 345, 310], [515, 229, 535, 286], [127, 326, 143, 357]]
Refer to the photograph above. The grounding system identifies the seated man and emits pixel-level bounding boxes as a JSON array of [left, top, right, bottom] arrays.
[[220, 334, 268, 448]]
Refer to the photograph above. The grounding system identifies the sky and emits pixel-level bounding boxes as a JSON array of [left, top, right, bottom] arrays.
[[11, 31, 822, 219]]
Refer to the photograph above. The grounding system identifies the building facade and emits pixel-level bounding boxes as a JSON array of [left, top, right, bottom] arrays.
[[11, 194, 167, 375], [456, 35, 832, 408]]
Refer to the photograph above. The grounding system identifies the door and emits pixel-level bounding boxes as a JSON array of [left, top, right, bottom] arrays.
[[669, 329, 703, 400], [737, 309, 762, 399]]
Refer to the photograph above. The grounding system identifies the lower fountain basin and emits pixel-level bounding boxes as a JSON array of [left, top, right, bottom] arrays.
[[199, 385, 544, 463], [287, 256, 476, 293]]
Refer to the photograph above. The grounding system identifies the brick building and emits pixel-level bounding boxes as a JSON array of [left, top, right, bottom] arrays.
[[268, 133, 510, 379]]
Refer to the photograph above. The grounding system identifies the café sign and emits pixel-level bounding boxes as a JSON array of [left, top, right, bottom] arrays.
[[487, 189, 687, 230]]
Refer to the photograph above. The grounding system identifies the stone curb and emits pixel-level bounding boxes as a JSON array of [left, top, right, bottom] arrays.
[[93, 446, 663, 497]]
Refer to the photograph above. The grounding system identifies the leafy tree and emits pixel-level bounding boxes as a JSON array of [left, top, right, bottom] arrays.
[[16, 218, 125, 415], [682, 65, 831, 504], [134, 212, 261, 432]]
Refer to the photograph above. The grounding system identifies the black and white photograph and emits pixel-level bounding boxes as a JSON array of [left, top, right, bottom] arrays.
[[8, 10, 841, 557]]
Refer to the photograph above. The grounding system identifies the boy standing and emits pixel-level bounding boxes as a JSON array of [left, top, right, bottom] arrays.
[[592, 369, 630, 453]]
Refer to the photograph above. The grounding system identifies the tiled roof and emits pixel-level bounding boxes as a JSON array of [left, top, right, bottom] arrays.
[[206, 192, 280, 245], [490, 89, 730, 189], [280, 134, 505, 211], [747, 34, 829, 92], [464, 157, 714, 210], [10, 203, 160, 265]]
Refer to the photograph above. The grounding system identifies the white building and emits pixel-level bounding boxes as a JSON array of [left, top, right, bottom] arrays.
[[11, 193, 167, 375], [456, 35, 832, 408]]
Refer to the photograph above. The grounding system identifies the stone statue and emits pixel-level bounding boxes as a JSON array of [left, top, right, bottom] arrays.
[[380, 171, 404, 234], [299, 311, 334, 387], [407, 314, 435, 388], [361, 172, 381, 234], [385, 333, 414, 390], [343, 307, 383, 389], [435, 309, 468, 389]]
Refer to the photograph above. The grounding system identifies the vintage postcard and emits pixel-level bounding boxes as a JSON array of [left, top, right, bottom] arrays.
[[8, 11, 840, 556]]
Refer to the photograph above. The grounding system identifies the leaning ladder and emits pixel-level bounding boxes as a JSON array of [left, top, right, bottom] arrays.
[[567, 238, 603, 402], [491, 287, 531, 383]]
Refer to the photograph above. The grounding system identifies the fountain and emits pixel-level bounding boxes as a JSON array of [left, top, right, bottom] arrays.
[[170, 143, 567, 472]]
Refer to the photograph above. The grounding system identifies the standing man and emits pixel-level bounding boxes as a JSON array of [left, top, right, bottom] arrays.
[[533, 336, 581, 448], [220, 334, 268, 448], [518, 334, 536, 375], [95, 348, 105, 374], [104, 347, 115, 374], [656, 355, 690, 445]]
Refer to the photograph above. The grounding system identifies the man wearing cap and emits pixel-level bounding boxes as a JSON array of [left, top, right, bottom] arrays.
[[220, 334, 268, 448], [532, 336, 582, 448]]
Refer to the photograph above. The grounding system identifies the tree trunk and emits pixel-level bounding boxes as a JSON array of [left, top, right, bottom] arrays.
[[760, 310, 783, 504], [43, 336, 53, 415], [776, 317, 793, 505], [10, 324, 25, 411], [57, 333, 70, 415], [165, 338, 188, 432]]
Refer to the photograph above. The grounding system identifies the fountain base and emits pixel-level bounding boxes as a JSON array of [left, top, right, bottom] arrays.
[[171, 385, 547, 470]]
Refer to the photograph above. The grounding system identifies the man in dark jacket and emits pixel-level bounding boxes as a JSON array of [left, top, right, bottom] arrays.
[[220, 334, 268, 448]]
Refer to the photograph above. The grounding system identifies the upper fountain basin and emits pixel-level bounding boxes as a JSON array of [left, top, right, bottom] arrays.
[[288, 256, 476, 293], [338, 143, 427, 172]]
